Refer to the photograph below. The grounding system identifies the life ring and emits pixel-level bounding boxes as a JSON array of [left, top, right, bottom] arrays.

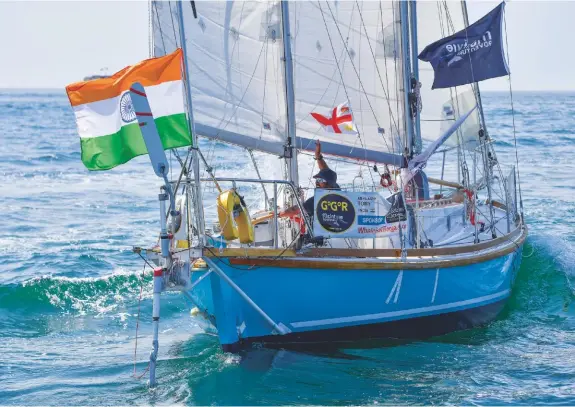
[[217, 190, 255, 244], [380, 173, 394, 188]]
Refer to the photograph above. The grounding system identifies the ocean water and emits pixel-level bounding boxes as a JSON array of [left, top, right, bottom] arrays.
[[0, 89, 574, 405]]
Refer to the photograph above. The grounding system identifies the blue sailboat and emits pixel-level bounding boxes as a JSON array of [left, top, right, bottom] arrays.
[[69, 1, 527, 386]]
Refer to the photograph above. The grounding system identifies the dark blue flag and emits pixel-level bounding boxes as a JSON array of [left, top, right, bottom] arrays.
[[418, 2, 509, 89]]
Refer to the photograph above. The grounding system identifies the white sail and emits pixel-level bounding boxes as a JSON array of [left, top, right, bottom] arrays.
[[152, 1, 288, 156], [289, 1, 406, 165], [416, 1, 481, 151]]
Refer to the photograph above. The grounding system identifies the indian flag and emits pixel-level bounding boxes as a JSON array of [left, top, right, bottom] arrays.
[[66, 49, 191, 171]]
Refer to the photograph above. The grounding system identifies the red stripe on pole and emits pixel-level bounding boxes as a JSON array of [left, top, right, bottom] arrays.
[[154, 267, 164, 277], [129, 88, 147, 97], [135, 112, 153, 116]]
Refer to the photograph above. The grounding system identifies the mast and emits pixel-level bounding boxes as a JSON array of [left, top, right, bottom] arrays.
[[177, 1, 205, 244], [409, 0, 422, 155], [280, 0, 299, 187], [399, 0, 414, 159]]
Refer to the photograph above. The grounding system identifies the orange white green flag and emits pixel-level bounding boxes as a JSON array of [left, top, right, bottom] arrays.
[[66, 49, 191, 171]]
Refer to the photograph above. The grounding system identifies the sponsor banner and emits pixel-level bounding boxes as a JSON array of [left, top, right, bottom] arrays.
[[313, 190, 407, 238]]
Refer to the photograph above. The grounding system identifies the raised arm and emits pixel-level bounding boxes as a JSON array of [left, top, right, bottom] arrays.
[[315, 140, 328, 170]]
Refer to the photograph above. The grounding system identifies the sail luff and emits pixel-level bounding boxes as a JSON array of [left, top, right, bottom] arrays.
[[177, 1, 205, 242]]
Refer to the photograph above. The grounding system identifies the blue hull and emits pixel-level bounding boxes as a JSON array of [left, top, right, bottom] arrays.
[[188, 247, 523, 351]]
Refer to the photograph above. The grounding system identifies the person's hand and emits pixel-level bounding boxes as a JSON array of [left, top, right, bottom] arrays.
[[315, 139, 322, 158]]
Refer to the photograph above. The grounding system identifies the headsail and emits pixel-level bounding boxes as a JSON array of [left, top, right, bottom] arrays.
[[152, 1, 288, 156]]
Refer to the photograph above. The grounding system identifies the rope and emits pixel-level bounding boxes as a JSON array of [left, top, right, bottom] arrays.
[[503, 10, 525, 220]]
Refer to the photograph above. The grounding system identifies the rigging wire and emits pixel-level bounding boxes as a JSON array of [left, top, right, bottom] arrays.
[[312, 1, 370, 158], [153, 1, 167, 54], [354, 0, 402, 141], [503, 10, 525, 220], [168, 1, 180, 48], [378, 1, 398, 153], [316, 1, 388, 156], [148, 0, 153, 58]]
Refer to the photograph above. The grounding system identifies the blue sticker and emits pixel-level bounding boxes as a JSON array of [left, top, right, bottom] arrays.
[[358, 216, 386, 226]]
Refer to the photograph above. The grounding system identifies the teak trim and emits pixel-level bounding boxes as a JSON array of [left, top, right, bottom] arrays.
[[228, 226, 527, 270]]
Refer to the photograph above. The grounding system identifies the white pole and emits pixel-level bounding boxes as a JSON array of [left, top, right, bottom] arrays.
[[149, 266, 164, 387]]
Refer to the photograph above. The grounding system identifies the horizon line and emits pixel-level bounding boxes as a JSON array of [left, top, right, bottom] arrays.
[[2, 86, 575, 94]]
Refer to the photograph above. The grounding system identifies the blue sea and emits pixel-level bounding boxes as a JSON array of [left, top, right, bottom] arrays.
[[0, 89, 574, 405]]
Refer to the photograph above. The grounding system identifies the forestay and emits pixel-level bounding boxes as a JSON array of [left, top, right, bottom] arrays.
[[152, 1, 288, 155], [416, 1, 481, 151], [289, 1, 406, 165]]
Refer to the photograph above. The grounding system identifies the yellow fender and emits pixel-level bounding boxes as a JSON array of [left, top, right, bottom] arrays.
[[217, 190, 255, 244]]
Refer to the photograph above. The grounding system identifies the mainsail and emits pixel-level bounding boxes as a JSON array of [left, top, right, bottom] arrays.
[[288, 1, 406, 165], [416, 1, 481, 151]]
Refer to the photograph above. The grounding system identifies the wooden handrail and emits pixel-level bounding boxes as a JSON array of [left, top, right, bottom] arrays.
[[427, 177, 464, 190]]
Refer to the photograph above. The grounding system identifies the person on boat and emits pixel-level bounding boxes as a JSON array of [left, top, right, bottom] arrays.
[[279, 140, 340, 220]]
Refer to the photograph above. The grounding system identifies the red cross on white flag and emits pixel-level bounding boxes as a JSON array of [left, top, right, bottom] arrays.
[[310, 102, 358, 135]]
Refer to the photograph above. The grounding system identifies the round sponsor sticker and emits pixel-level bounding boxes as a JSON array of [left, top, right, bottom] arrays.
[[316, 193, 356, 234]]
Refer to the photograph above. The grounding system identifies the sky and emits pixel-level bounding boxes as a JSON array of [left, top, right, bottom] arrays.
[[0, 0, 572, 91]]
